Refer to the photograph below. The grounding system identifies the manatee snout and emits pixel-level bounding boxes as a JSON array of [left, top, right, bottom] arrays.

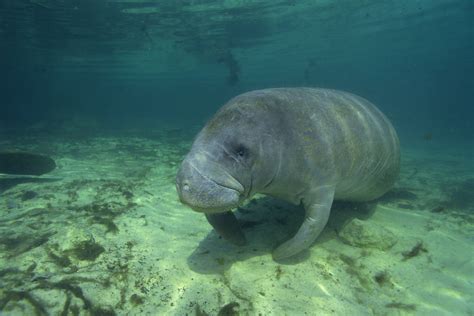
[[176, 152, 244, 214]]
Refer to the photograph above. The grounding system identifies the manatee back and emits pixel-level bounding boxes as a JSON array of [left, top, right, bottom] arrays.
[[240, 88, 400, 202], [312, 88, 400, 201]]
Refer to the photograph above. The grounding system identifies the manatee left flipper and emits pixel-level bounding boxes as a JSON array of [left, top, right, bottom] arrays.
[[272, 184, 336, 260], [205, 212, 247, 246]]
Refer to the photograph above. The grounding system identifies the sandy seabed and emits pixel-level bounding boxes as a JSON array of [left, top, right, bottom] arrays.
[[0, 125, 473, 316]]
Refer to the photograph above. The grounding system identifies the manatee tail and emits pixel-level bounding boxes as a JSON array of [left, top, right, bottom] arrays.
[[0, 152, 56, 176], [205, 212, 247, 246]]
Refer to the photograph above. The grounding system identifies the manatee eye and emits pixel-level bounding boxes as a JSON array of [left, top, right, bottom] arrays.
[[235, 145, 248, 158]]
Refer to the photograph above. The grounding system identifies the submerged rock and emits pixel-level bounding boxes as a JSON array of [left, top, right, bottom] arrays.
[[339, 218, 397, 250], [0, 152, 56, 175]]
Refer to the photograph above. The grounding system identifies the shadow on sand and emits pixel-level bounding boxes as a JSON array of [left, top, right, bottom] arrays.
[[186, 196, 379, 274]]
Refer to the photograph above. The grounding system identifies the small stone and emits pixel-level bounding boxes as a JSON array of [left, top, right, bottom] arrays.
[[339, 218, 397, 250]]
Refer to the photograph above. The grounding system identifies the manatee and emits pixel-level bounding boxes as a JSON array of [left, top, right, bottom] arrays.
[[176, 88, 400, 260]]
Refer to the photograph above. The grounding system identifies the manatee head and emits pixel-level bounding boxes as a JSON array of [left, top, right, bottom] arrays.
[[176, 94, 284, 214]]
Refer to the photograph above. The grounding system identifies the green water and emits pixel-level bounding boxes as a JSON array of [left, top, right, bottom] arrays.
[[0, 1, 472, 315]]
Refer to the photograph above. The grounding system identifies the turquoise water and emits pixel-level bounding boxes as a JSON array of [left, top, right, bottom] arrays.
[[0, 1, 472, 315]]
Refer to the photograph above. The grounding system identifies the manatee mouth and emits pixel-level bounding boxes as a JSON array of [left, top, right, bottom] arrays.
[[176, 159, 245, 214], [189, 160, 244, 194]]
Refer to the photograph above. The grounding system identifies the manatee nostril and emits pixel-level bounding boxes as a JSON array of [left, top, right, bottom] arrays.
[[178, 179, 190, 192]]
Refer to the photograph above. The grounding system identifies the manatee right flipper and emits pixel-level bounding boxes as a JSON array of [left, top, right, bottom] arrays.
[[272, 184, 335, 260], [205, 212, 247, 246]]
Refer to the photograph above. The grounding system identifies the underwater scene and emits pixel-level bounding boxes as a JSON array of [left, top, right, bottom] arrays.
[[0, 0, 473, 315]]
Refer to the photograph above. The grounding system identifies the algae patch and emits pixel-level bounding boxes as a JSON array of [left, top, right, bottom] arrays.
[[374, 271, 391, 287], [70, 238, 105, 261]]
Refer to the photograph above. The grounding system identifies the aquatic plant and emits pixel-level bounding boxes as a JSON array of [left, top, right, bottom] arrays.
[[402, 241, 428, 261], [69, 238, 105, 261]]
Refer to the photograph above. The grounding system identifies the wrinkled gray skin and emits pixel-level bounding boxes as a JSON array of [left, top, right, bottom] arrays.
[[176, 88, 400, 260]]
